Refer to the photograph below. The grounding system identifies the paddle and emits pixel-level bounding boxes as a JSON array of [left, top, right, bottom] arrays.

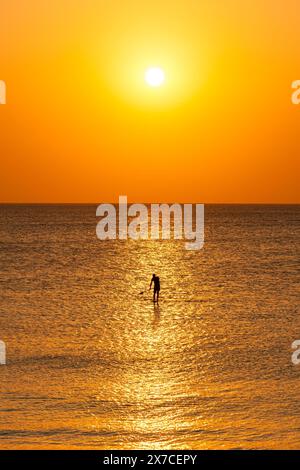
[[140, 288, 152, 295]]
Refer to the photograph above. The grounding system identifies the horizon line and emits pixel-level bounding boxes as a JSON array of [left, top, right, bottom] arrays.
[[0, 202, 299, 206]]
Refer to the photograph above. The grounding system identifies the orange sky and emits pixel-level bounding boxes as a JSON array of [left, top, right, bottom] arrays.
[[0, 0, 299, 203]]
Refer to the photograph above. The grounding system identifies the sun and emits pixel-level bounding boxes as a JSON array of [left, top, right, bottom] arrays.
[[145, 67, 165, 87]]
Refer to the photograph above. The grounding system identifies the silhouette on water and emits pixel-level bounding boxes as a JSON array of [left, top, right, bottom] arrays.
[[150, 273, 160, 303]]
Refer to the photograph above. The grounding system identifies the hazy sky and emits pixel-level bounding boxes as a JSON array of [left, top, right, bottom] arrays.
[[0, 0, 299, 202]]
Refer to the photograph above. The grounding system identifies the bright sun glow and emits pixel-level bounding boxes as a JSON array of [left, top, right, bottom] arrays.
[[145, 67, 165, 87]]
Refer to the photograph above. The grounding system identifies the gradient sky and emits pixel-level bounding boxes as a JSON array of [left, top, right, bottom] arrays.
[[0, 0, 299, 203]]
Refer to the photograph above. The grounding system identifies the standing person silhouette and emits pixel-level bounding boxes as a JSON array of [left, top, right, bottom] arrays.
[[150, 274, 160, 303]]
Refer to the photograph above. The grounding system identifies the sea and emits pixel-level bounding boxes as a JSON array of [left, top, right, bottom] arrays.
[[0, 204, 299, 449]]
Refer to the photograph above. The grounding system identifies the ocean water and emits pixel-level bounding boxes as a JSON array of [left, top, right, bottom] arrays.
[[0, 204, 299, 450]]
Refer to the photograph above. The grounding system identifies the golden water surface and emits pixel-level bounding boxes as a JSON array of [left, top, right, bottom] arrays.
[[0, 204, 299, 449]]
